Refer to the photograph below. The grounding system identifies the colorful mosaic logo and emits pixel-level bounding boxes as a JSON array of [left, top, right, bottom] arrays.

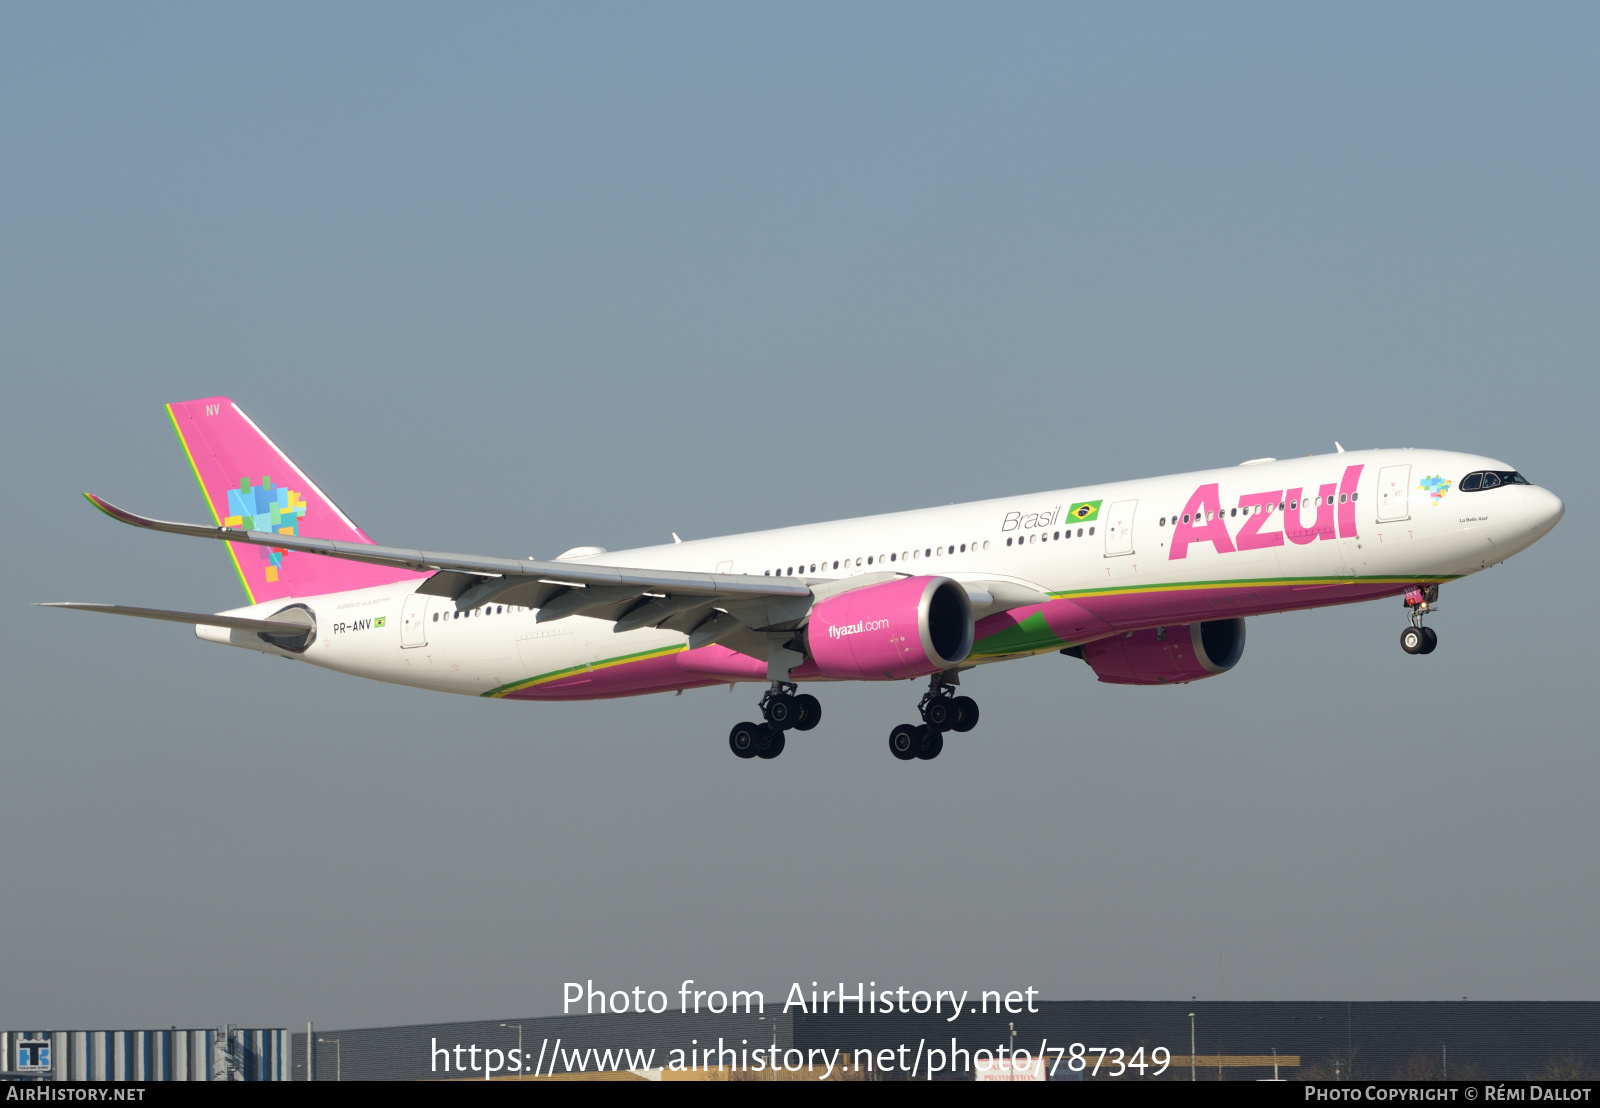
[[1418, 475, 1451, 505], [1069, 500, 1102, 522], [223, 477, 306, 582]]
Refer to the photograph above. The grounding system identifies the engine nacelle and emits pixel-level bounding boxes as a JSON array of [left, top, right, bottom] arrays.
[[1079, 618, 1245, 685], [808, 576, 974, 680]]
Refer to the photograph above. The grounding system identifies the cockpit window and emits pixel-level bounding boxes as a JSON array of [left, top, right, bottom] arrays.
[[1460, 469, 1529, 491]]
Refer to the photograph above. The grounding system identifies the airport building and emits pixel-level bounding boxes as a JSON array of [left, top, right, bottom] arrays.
[[2, 1028, 289, 1081]]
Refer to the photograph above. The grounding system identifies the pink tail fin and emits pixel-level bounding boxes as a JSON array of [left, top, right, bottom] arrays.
[[167, 397, 424, 604]]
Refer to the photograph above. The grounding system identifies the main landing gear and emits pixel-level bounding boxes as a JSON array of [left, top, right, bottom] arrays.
[[888, 674, 978, 762], [1400, 585, 1440, 656], [728, 682, 820, 760]]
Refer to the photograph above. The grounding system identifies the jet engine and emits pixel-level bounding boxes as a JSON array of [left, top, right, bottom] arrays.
[[807, 576, 974, 680], [1076, 618, 1245, 685]]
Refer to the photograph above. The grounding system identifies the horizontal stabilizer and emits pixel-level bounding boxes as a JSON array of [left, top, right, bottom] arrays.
[[39, 602, 310, 634]]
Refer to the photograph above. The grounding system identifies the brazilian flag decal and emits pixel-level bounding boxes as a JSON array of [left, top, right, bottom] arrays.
[[1068, 500, 1102, 522]]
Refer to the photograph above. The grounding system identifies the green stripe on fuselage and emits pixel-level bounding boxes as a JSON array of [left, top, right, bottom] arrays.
[[482, 643, 687, 698]]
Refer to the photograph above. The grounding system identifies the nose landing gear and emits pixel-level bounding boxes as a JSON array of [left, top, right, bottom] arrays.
[[889, 673, 977, 762], [1400, 585, 1440, 655]]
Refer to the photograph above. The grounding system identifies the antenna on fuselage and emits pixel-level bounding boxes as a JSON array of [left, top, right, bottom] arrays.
[[1335, 442, 1346, 453]]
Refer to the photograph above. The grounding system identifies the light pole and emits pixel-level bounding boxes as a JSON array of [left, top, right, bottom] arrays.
[[316, 1038, 341, 1082], [1188, 1013, 1196, 1081], [758, 1015, 778, 1081], [502, 1024, 523, 1081]]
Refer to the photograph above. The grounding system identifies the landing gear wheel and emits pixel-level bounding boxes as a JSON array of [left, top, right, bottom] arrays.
[[950, 696, 979, 733], [728, 721, 761, 759], [1420, 627, 1438, 654], [1400, 626, 1425, 655], [922, 697, 955, 731], [792, 693, 821, 731], [916, 727, 944, 760], [889, 724, 920, 761], [763, 693, 798, 729], [757, 730, 786, 759]]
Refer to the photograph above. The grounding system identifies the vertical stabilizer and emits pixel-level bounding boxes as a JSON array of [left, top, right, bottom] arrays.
[[166, 397, 424, 604]]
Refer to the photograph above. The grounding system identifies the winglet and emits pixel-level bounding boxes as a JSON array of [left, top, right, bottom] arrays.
[[83, 493, 232, 539], [84, 491, 148, 525]]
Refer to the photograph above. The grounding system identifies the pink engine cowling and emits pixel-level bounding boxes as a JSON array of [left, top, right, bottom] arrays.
[[807, 576, 974, 680], [1079, 618, 1246, 685]]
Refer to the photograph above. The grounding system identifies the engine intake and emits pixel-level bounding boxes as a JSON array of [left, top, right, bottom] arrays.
[[808, 576, 974, 680], [1078, 618, 1245, 685]]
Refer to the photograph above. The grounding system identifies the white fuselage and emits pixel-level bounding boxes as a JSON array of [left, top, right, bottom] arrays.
[[197, 448, 1563, 698]]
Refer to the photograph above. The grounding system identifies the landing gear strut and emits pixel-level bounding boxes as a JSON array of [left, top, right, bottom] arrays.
[[730, 682, 821, 760], [1400, 585, 1440, 655], [889, 673, 978, 761]]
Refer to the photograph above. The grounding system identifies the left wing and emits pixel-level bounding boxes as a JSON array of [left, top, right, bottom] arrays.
[[83, 493, 816, 643]]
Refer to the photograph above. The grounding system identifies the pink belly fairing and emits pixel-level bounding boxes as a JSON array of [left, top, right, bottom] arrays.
[[496, 643, 768, 701], [971, 579, 1419, 658], [494, 578, 1430, 699], [1079, 579, 1415, 629]]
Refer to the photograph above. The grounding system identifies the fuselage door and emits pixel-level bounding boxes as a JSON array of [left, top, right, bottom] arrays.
[[400, 592, 429, 648], [1104, 499, 1137, 556], [1377, 465, 1411, 523]]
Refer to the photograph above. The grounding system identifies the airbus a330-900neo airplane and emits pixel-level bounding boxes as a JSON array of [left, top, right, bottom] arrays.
[[48, 398, 1564, 762]]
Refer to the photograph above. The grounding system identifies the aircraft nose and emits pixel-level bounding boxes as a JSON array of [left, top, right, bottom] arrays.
[[1524, 486, 1565, 534]]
